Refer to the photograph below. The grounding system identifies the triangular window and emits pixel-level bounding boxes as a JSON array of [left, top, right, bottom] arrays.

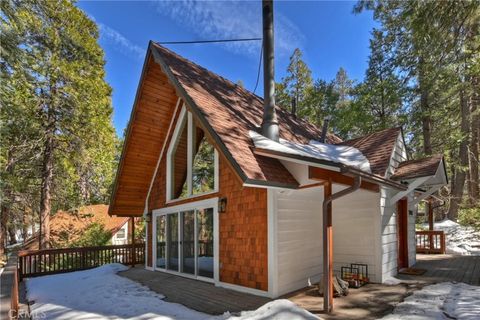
[[167, 106, 218, 201]]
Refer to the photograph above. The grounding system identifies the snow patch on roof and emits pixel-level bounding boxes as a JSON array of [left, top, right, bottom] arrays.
[[250, 131, 371, 173]]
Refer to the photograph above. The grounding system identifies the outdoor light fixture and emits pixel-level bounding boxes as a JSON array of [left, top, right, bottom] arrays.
[[144, 212, 152, 223], [219, 197, 227, 213]]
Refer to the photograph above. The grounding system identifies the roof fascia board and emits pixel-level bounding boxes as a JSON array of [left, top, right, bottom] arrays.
[[144, 97, 183, 214], [410, 184, 444, 207], [254, 147, 407, 190], [385, 130, 405, 179], [150, 43, 248, 186], [243, 181, 298, 190], [389, 176, 430, 205], [109, 47, 153, 216], [253, 148, 345, 173]]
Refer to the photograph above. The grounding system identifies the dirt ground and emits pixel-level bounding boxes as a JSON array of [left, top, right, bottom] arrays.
[[284, 282, 422, 320]]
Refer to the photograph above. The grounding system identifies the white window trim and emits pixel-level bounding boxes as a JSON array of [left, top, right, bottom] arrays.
[[166, 105, 219, 202], [152, 197, 219, 285]]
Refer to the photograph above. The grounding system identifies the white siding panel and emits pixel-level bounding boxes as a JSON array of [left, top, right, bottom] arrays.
[[276, 187, 323, 296], [275, 186, 381, 296]]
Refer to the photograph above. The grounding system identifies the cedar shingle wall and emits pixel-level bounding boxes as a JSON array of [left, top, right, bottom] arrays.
[[218, 160, 268, 290], [146, 110, 268, 291]]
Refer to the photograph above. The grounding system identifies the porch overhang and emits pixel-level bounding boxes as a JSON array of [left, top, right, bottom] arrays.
[[389, 155, 448, 206]]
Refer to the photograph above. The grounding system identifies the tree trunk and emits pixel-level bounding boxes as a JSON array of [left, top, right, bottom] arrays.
[[419, 59, 432, 155], [468, 74, 479, 204], [0, 205, 7, 257], [1, 152, 15, 257], [22, 208, 29, 242], [39, 109, 55, 249], [448, 87, 470, 220], [7, 226, 17, 244]]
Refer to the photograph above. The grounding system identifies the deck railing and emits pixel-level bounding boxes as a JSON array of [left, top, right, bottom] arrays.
[[18, 242, 145, 280], [416, 230, 446, 254]]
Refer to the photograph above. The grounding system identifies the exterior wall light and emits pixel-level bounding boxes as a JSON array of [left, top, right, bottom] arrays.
[[144, 212, 152, 223], [219, 197, 227, 213]]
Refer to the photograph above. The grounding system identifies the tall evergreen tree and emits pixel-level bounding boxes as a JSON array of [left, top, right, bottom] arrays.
[[350, 29, 408, 135], [355, 0, 480, 219], [277, 48, 313, 117], [1, 0, 118, 249]]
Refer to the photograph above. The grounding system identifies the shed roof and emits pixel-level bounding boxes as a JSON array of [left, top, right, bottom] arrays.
[[391, 154, 445, 181], [338, 127, 403, 177]]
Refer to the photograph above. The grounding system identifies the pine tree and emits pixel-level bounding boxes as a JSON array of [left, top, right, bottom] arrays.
[[1, 0, 118, 248], [355, 0, 480, 219], [350, 29, 408, 135], [278, 48, 313, 117]]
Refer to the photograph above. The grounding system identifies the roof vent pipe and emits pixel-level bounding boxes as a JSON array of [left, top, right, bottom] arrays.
[[261, 0, 279, 142], [320, 115, 332, 143]]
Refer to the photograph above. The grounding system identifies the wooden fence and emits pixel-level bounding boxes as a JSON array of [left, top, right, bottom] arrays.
[[18, 243, 145, 280], [416, 231, 446, 254]]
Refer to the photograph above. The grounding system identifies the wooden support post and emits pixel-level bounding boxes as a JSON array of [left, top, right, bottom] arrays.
[[428, 199, 434, 252], [428, 199, 434, 231], [131, 217, 135, 267], [323, 179, 333, 313]]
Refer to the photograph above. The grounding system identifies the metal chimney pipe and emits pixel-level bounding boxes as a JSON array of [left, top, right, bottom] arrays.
[[320, 116, 332, 143], [261, 0, 279, 142]]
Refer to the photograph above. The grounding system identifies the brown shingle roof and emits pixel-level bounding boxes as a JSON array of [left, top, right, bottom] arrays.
[[337, 127, 402, 177], [391, 154, 443, 181], [151, 43, 341, 187]]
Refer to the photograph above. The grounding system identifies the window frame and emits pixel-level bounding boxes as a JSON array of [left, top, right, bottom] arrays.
[[166, 105, 219, 202]]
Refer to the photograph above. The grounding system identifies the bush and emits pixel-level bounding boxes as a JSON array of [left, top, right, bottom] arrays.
[[71, 222, 112, 247], [458, 207, 480, 232]]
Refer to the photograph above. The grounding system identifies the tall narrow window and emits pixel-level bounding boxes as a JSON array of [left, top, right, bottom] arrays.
[[192, 119, 215, 195], [171, 114, 188, 199], [167, 106, 218, 201]]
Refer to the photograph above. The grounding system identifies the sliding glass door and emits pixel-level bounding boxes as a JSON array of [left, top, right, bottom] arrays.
[[167, 213, 179, 271], [156, 215, 166, 269], [155, 206, 215, 280], [197, 208, 213, 278], [181, 211, 195, 275]]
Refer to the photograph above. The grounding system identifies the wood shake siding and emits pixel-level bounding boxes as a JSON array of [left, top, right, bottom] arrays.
[[146, 105, 268, 291], [218, 160, 268, 291]]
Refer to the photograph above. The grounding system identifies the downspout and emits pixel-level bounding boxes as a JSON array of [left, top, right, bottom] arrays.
[[322, 175, 362, 312]]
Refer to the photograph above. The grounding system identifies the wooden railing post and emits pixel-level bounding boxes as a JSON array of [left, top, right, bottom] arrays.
[[131, 217, 135, 267], [441, 231, 446, 254], [428, 232, 435, 252]]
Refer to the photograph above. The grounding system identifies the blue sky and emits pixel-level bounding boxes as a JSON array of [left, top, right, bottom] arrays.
[[77, 1, 377, 136]]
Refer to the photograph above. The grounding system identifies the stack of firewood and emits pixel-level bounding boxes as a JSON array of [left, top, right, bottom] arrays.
[[318, 275, 349, 297]]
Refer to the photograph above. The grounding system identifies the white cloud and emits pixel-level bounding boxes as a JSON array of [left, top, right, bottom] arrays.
[[151, 0, 304, 58], [98, 23, 145, 60]]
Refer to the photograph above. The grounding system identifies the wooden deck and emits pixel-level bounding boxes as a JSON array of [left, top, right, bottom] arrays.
[[120, 254, 480, 318], [398, 254, 480, 285], [119, 268, 271, 315]]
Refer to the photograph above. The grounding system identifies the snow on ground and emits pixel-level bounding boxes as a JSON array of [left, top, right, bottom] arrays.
[[226, 299, 318, 320], [26, 264, 318, 320], [381, 282, 480, 320], [422, 219, 480, 255]]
